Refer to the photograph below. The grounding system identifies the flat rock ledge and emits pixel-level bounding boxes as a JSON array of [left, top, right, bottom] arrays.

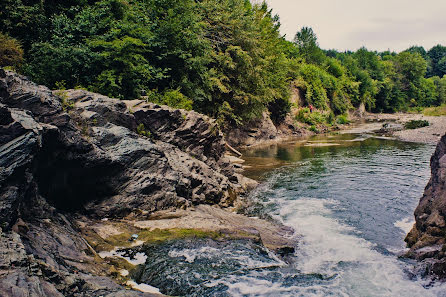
[[135, 205, 295, 253]]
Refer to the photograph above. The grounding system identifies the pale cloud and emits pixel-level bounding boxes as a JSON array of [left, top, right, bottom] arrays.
[[260, 0, 446, 52]]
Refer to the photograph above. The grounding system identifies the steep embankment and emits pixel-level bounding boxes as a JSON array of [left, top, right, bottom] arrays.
[[406, 134, 446, 277], [0, 70, 293, 296]]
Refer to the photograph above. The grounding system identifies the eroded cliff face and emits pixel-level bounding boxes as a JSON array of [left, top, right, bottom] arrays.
[[0, 69, 254, 296], [406, 134, 446, 277]]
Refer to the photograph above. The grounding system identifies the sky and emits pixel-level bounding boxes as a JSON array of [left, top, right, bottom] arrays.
[[260, 0, 446, 52]]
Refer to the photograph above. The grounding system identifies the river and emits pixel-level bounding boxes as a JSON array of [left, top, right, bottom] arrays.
[[137, 133, 446, 296]]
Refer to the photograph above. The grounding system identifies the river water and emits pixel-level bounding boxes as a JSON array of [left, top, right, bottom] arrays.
[[137, 133, 446, 296]]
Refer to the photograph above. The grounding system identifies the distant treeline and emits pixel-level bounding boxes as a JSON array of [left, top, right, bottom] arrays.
[[1, 0, 445, 126]]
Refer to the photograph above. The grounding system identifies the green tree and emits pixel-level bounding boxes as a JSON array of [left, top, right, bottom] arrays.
[[405, 46, 428, 59], [293, 27, 325, 65], [428, 45, 446, 77]]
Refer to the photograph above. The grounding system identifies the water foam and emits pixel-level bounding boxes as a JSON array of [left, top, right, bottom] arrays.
[[277, 197, 445, 296], [168, 244, 284, 269], [394, 217, 415, 234], [211, 195, 446, 297]]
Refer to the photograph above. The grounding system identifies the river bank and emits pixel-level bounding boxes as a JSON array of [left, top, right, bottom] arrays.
[[227, 109, 446, 153], [358, 112, 446, 144]]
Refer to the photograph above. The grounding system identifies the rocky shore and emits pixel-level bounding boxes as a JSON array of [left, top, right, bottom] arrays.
[[405, 133, 446, 278], [0, 70, 295, 296]]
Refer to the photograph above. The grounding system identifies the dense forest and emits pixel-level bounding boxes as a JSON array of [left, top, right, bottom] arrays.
[[1, 0, 446, 127]]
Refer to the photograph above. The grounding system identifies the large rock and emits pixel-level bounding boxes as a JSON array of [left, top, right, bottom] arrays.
[[224, 110, 310, 149], [0, 69, 252, 296], [406, 133, 446, 277]]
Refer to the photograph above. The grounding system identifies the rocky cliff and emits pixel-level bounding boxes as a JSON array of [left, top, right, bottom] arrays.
[[0, 69, 256, 296], [406, 133, 446, 278]]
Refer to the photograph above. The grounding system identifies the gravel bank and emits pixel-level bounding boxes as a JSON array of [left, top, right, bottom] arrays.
[[358, 113, 446, 144]]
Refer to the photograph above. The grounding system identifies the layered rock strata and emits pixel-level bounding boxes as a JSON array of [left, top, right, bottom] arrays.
[[0, 69, 268, 296]]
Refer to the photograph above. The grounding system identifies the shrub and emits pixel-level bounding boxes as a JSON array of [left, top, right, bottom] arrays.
[[217, 101, 243, 127], [159, 89, 193, 111], [0, 33, 24, 68], [137, 123, 152, 138], [296, 108, 332, 126], [336, 114, 350, 124], [404, 120, 429, 129], [309, 125, 318, 133], [145, 89, 193, 111], [268, 97, 291, 124]]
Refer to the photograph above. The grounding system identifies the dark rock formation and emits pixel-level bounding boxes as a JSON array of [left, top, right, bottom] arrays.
[[225, 111, 309, 148], [406, 133, 446, 278], [0, 69, 250, 296]]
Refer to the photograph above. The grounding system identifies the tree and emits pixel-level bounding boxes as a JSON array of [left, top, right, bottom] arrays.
[[405, 46, 428, 59], [293, 27, 325, 64], [393, 52, 427, 84], [354, 47, 384, 80], [428, 45, 446, 77], [430, 75, 446, 105]]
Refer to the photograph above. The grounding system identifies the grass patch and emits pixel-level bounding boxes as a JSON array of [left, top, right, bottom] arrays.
[[404, 120, 430, 129], [85, 226, 222, 252], [422, 105, 446, 116]]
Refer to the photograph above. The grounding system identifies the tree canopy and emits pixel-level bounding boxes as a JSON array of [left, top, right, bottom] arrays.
[[1, 0, 445, 126]]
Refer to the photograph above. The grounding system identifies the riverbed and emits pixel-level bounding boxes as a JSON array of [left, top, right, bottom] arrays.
[[136, 133, 446, 296]]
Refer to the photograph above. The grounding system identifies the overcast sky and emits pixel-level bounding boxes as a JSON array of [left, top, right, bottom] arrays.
[[261, 0, 446, 52]]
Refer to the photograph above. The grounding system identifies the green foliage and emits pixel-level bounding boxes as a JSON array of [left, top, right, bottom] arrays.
[[296, 108, 333, 126], [428, 45, 446, 77], [54, 88, 75, 112], [405, 46, 428, 60], [422, 104, 446, 116], [404, 120, 429, 129], [268, 97, 291, 124], [217, 101, 243, 127], [136, 123, 152, 138], [146, 89, 193, 111], [293, 63, 352, 114], [293, 27, 325, 65], [0, 33, 23, 68], [434, 75, 446, 105], [2, 0, 446, 127], [336, 114, 350, 124], [309, 125, 318, 133]]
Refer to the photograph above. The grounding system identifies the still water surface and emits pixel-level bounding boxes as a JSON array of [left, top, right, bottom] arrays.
[[139, 133, 446, 296]]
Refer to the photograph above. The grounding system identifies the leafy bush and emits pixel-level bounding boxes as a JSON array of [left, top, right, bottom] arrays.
[[296, 108, 332, 126], [145, 89, 193, 111], [309, 125, 318, 133], [268, 97, 291, 124], [336, 114, 350, 124], [292, 63, 352, 115], [158, 90, 193, 111], [404, 120, 429, 129], [136, 123, 152, 138], [0, 33, 23, 68], [217, 101, 243, 127]]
